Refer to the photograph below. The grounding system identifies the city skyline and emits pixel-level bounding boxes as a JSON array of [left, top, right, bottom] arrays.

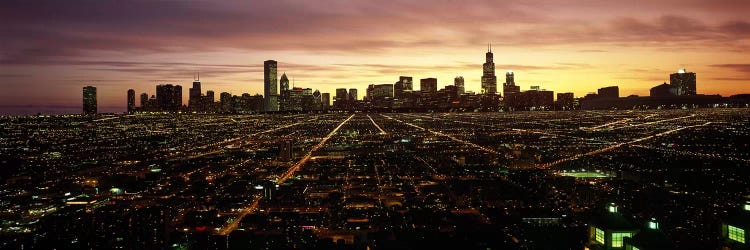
[[2, 0, 750, 115]]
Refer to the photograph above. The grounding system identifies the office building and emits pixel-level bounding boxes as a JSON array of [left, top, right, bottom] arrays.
[[650, 83, 676, 97], [349, 88, 358, 101], [321, 93, 331, 111], [455, 76, 465, 95], [556, 92, 574, 110], [156, 84, 182, 111], [395, 76, 413, 98], [598, 86, 619, 99], [127, 89, 135, 113], [140, 93, 148, 108], [372, 84, 394, 99], [264, 60, 279, 112], [481, 45, 498, 94], [420, 78, 437, 94], [189, 78, 201, 110], [82, 86, 97, 115], [670, 69, 696, 96]]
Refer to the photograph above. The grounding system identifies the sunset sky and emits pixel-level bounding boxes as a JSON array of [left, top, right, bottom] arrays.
[[1, 0, 749, 115]]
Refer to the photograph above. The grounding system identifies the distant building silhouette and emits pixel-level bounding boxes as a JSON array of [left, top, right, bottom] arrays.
[[156, 84, 182, 111], [556, 92, 574, 110], [420, 78, 437, 94], [349, 88, 358, 101], [481, 45, 498, 94], [189, 78, 201, 110], [454, 76, 465, 95], [395, 76, 413, 98], [264, 60, 279, 112], [140, 93, 148, 109], [127, 89, 136, 113], [503, 71, 520, 103], [321, 93, 331, 111], [650, 82, 675, 97], [670, 69, 696, 96], [82, 86, 97, 115], [598, 86, 619, 99]]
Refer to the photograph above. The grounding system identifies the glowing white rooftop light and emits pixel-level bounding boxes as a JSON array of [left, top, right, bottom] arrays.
[[678, 69, 686, 74], [507, 70, 514, 74]]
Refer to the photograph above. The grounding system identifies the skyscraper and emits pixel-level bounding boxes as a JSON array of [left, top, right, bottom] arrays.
[[349, 88, 358, 101], [278, 73, 290, 111], [189, 78, 202, 110], [335, 88, 348, 101], [279, 73, 289, 93], [321, 93, 331, 111], [264, 60, 279, 112], [312, 90, 322, 111], [140, 93, 148, 108], [82, 86, 97, 115], [395, 76, 413, 98], [670, 68, 696, 96], [503, 71, 521, 104], [156, 84, 182, 111], [127, 89, 136, 113], [454, 76, 465, 95], [481, 45, 498, 95], [420, 78, 437, 93]]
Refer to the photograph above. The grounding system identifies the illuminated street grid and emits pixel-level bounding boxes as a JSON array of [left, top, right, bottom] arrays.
[[0, 109, 748, 249]]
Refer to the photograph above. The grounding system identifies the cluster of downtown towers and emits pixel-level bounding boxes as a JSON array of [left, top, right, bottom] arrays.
[[80, 48, 699, 114]]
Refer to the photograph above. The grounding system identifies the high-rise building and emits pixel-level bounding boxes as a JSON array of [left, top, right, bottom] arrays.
[[370, 84, 394, 100], [481, 45, 498, 94], [454, 76, 465, 95], [503, 71, 520, 96], [264, 60, 279, 112], [174, 85, 182, 110], [205, 90, 215, 112], [670, 68, 696, 96], [420, 78, 437, 93], [278, 73, 290, 111], [556, 92, 574, 110], [503, 71, 521, 106], [335, 88, 348, 101], [312, 90, 322, 111], [189, 79, 201, 110], [127, 89, 136, 113], [220, 92, 232, 113], [140, 93, 148, 108], [395, 76, 413, 98], [156, 84, 182, 111], [321, 93, 331, 110], [597, 86, 619, 99], [82, 86, 97, 115], [349, 88, 358, 101], [279, 73, 289, 93]]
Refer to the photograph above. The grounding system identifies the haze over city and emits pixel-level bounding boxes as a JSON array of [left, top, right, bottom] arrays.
[[2, 0, 750, 115]]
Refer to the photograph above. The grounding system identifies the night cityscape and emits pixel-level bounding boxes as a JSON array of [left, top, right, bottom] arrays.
[[3, 1, 750, 250]]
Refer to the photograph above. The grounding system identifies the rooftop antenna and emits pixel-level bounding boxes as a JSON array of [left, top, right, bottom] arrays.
[[198, 72, 200, 81]]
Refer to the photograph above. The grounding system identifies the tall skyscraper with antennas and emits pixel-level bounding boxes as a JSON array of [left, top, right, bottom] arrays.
[[481, 44, 498, 95]]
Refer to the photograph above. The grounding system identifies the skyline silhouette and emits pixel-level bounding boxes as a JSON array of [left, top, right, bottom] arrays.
[[1, 0, 749, 115]]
